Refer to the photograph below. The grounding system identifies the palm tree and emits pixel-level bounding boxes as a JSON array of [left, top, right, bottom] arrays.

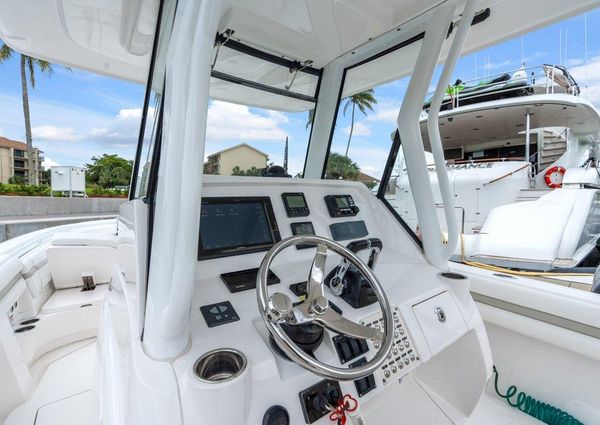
[[342, 89, 377, 156], [0, 43, 56, 184], [325, 152, 360, 180]]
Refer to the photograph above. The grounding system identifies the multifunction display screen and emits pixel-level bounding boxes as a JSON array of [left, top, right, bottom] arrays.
[[335, 197, 350, 208], [198, 197, 280, 259]]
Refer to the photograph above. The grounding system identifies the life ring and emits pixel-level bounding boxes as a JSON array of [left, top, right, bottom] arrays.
[[544, 166, 566, 188]]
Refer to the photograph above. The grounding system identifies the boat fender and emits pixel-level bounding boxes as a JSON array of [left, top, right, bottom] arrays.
[[544, 166, 566, 188]]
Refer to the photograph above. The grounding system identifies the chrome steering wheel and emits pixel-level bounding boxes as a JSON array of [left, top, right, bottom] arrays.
[[257, 235, 394, 380]]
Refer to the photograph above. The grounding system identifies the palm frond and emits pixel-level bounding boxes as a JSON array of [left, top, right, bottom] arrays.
[[350, 89, 377, 117], [26, 56, 36, 88], [343, 98, 352, 116], [34, 59, 55, 77], [0, 43, 13, 63]]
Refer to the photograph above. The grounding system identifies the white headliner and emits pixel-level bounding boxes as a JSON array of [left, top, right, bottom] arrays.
[[0, 0, 598, 99]]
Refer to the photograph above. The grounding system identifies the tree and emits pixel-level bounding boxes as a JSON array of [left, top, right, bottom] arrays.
[[325, 152, 360, 181], [85, 154, 133, 188], [231, 166, 262, 176], [0, 43, 61, 185], [342, 89, 377, 156]]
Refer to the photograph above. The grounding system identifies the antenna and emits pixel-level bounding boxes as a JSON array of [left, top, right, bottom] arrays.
[[521, 36, 525, 67], [564, 28, 568, 66], [585, 12, 589, 96], [559, 28, 562, 66]]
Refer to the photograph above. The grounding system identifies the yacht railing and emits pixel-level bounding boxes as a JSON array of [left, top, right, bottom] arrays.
[[424, 64, 580, 110]]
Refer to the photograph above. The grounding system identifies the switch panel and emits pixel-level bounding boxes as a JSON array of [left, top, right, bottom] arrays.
[[333, 335, 369, 364], [349, 357, 376, 397], [200, 301, 240, 328], [360, 305, 418, 385]]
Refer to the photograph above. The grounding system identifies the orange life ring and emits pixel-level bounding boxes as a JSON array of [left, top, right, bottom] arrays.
[[544, 166, 566, 188]]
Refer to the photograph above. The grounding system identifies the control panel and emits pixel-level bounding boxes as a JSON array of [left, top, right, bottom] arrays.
[[282, 192, 310, 217], [324, 194, 359, 217], [361, 306, 418, 385]]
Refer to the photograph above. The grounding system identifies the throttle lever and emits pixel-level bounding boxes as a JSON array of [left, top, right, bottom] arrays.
[[329, 238, 382, 296]]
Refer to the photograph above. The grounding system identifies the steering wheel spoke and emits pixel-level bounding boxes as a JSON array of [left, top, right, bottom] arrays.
[[314, 308, 384, 342], [306, 243, 327, 304]]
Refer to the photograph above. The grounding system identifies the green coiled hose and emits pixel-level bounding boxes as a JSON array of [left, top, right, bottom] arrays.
[[493, 366, 584, 425]]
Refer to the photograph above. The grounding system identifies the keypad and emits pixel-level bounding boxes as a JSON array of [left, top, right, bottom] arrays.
[[360, 305, 418, 385]]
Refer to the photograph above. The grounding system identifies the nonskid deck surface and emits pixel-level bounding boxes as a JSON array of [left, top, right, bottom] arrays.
[[5, 340, 100, 425]]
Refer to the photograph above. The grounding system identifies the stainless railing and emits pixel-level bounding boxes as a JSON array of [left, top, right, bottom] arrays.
[[425, 65, 579, 109]]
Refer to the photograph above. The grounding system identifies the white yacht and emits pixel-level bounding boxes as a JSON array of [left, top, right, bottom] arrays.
[[388, 66, 600, 273], [1, 1, 600, 425]]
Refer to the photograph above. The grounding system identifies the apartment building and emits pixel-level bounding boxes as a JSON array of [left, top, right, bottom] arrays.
[[203, 143, 268, 176], [0, 136, 45, 184]]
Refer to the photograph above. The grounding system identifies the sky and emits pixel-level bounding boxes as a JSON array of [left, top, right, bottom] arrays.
[[1, 7, 600, 177]]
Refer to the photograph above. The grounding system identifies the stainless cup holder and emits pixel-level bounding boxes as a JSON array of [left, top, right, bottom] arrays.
[[193, 348, 247, 383]]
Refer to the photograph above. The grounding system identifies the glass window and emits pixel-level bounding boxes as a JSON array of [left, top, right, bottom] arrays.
[[202, 100, 312, 178], [131, 0, 176, 199], [202, 34, 320, 178], [325, 39, 423, 196]]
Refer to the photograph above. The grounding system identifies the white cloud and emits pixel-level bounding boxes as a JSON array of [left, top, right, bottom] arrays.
[[33, 125, 81, 142], [343, 121, 371, 137], [482, 59, 513, 71], [30, 107, 150, 149], [206, 100, 288, 142], [566, 58, 584, 67], [42, 156, 61, 168], [367, 106, 399, 124], [570, 56, 600, 108]]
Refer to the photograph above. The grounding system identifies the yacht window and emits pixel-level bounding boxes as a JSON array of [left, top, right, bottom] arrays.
[[131, 0, 177, 199]]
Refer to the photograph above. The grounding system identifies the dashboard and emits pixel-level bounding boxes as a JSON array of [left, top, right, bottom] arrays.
[[178, 176, 483, 425]]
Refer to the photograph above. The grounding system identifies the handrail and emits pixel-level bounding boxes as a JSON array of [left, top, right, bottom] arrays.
[[435, 204, 466, 234], [528, 128, 568, 161], [424, 64, 578, 109], [453, 157, 524, 164], [426, 0, 478, 261], [482, 163, 530, 186]]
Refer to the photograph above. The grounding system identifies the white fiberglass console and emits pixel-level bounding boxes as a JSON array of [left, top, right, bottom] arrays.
[[175, 176, 491, 424]]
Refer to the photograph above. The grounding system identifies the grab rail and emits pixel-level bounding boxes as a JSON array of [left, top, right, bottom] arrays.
[[482, 163, 531, 186], [425, 0, 478, 261]]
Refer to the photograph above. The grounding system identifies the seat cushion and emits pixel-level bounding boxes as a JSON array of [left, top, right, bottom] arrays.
[[51, 233, 117, 248], [47, 246, 114, 289], [41, 284, 108, 314]]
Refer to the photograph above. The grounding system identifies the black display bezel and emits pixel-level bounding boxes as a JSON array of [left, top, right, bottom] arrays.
[[281, 192, 310, 217], [290, 221, 316, 249], [197, 196, 281, 260], [324, 194, 358, 217]]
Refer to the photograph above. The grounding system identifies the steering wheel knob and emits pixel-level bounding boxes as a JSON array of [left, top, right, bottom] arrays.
[[268, 292, 293, 322]]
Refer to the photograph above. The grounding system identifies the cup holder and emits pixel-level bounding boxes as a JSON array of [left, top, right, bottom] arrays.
[[193, 348, 247, 384]]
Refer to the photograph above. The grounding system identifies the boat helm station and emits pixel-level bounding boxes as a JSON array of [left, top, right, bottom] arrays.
[[1, 1, 600, 424]]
